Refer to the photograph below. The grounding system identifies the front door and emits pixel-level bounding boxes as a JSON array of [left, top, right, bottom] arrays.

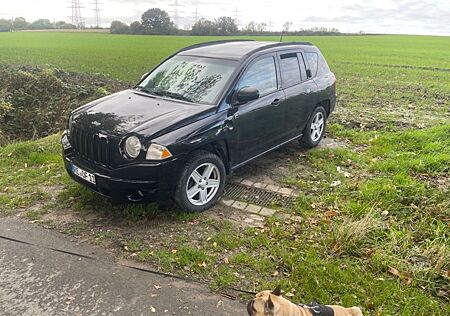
[[232, 54, 287, 164]]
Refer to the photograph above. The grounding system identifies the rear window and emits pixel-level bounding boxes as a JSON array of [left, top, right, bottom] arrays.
[[305, 53, 318, 77], [280, 53, 301, 87]]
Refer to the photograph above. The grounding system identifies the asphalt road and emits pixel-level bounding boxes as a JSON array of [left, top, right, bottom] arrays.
[[0, 217, 246, 315]]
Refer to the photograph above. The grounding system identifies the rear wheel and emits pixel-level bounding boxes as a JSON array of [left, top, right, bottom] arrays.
[[300, 106, 327, 148], [174, 150, 226, 212]]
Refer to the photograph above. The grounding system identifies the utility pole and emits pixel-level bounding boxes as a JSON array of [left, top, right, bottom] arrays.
[[68, 0, 84, 29], [169, 0, 183, 28], [232, 7, 240, 26], [91, 0, 102, 28]]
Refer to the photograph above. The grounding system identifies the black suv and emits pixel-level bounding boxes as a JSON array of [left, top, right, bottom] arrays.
[[62, 40, 336, 211]]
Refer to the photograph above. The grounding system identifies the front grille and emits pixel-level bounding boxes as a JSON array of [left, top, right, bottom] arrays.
[[70, 127, 113, 167]]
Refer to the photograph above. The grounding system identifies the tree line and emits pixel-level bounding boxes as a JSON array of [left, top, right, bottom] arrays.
[[111, 8, 340, 36], [0, 8, 341, 36], [0, 17, 78, 32]]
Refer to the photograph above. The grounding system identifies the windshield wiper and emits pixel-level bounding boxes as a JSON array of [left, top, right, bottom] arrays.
[[160, 91, 194, 103], [135, 87, 194, 103], [135, 86, 153, 94]]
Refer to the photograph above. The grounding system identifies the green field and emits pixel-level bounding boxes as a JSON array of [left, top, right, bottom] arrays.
[[0, 32, 449, 314]]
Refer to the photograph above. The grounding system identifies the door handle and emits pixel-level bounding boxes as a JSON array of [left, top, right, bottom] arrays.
[[271, 98, 281, 106]]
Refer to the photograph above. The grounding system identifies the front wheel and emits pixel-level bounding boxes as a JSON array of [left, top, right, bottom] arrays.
[[300, 106, 327, 148], [174, 150, 226, 212]]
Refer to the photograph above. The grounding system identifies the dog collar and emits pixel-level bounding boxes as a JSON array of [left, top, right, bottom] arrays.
[[299, 302, 334, 316]]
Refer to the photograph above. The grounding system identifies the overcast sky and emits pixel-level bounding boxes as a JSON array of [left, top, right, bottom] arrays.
[[1, 0, 449, 35]]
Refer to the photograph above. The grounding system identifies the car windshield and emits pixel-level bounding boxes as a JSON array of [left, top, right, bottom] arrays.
[[137, 56, 237, 104]]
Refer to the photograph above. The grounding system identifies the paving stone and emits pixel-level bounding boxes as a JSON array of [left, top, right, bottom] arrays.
[[249, 214, 264, 221], [245, 204, 262, 214], [241, 179, 254, 187], [259, 207, 276, 216], [253, 182, 267, 189], [243, 218, 254, 224], [278, 187, 294, 195], [275, 213, 292, 221], [231, 177, 244, 183], [265, 184, 281, 192], [232, 201, 248, 210], [221, 199, 235, 206]]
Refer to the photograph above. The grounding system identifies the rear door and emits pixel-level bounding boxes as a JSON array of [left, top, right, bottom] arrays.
[[233, 54, 286, 163], [278, 51, 318, 137]]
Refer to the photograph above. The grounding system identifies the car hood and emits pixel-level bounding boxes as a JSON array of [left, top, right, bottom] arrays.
[[72, 90, 217, 139]]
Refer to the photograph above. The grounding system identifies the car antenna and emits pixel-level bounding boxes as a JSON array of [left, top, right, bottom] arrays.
[[279, 31, 284, 42]]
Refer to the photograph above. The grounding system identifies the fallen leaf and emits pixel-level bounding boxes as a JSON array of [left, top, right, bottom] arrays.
[[171, 249, 177, 254], [330, 180, 341, 187], [324, 210, 339, 218], [387, 267, 400, 277], [149, 306, 156, 313], [272, 271, 279, 277], [223, 257, 229, 264], [198, 261, 207, 268], [154, 285, 161, 290], [285, 292, 294, 297]]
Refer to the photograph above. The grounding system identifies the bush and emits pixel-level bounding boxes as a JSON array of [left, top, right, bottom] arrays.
[[0, 65, 127, 143]]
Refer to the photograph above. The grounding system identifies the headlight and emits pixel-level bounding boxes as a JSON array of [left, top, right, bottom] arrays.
[[146, 144, 172, 160], [124, 136, 142, 159]]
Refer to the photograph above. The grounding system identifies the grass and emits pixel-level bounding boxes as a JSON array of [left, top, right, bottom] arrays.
[[0, 32, 449, 314]]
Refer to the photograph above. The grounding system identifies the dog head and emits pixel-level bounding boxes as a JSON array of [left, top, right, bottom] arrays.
[[247, 285, 283, 316]]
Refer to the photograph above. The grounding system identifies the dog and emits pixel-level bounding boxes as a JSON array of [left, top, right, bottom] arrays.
[[247, 286, 363, 316]]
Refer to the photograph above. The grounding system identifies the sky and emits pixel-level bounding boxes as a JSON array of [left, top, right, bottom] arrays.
[[0, 0, 449, 35]]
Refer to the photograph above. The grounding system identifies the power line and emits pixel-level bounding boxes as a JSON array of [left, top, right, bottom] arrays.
[[232, 7, 241, 26], [169, 0, 183, 28], [91, 0, 102, 27], [68, 0, 84, 29]]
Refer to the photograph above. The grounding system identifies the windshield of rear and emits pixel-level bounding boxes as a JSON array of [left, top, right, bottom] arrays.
[[138, 55, 238, 104]]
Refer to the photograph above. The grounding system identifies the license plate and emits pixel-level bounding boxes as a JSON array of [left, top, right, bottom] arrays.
[[72, 164, 96, 185]]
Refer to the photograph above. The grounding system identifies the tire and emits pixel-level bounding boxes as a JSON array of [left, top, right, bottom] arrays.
[[300, 106, 327, 148], [174, 150, 226, 212]]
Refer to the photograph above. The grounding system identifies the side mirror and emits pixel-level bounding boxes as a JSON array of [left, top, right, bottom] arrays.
[[306, 69, 312, 78], [234, 87, 259, 105]]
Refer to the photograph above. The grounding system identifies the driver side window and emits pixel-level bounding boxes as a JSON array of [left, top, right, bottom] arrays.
[[237, 56, 277, 96]]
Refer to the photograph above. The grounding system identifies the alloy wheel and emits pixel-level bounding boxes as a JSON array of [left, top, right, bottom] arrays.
[[310, 112, 325, 142], [186, 163, 221, 206]]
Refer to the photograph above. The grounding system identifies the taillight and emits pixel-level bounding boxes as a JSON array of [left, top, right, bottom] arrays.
[[333, 74, 337, 96]]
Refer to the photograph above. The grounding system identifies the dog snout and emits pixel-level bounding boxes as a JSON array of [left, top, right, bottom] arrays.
[[247, 299, 254, 315]]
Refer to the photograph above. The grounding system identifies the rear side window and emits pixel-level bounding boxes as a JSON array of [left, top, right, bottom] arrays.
[[238, 56, 277, 96], [279, 53, 301, 87], [317, 53, 331, 75], [305, 53, 318, 77]]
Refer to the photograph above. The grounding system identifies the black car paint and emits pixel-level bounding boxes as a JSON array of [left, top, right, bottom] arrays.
[[63, 41, 336, 202]]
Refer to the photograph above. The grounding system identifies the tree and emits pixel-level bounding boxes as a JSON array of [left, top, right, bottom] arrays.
[[191, 19, 216, 35], [30, 19, 53, 30], [283, 21, 293, 32], [256, 23, 267, 33], [13, 17, 28, 30], [110, 20, 129, 34], [243, 21, 257, 33], [0, 19, 11, 32], [214, 16, 238, 35], [55, 21, 76, 29], [130, 21, 144, 34], [141, 8, 174, 34]]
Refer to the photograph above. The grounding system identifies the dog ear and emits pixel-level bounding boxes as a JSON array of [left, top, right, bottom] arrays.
[[271, 285, 282, 296], [267, 295, 274, 309]]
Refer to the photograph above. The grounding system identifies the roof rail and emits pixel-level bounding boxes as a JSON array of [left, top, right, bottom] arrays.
[[178, 39, 255, 52], [243, 41, 314, 58]]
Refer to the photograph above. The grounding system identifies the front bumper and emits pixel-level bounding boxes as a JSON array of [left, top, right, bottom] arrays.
[[62, 133, 182, 202]]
